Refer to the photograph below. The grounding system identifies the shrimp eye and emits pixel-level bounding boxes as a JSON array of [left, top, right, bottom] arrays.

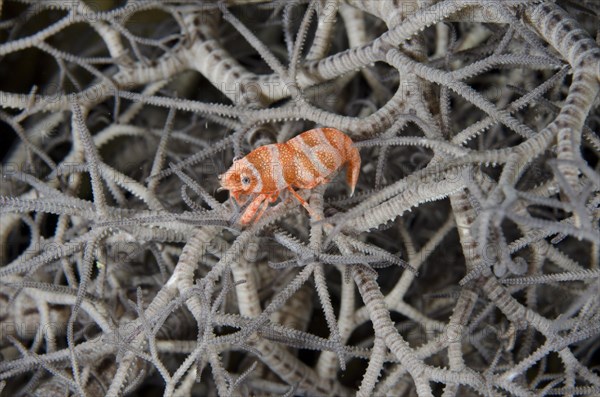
[[240, 175, 251, 186]]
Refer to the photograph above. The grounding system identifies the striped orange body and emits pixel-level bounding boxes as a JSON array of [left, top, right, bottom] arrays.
[[219, 127, 361, 225]]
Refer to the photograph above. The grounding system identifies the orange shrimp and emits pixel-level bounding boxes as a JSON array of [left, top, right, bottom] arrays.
[[218, 127, 361, 225]]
